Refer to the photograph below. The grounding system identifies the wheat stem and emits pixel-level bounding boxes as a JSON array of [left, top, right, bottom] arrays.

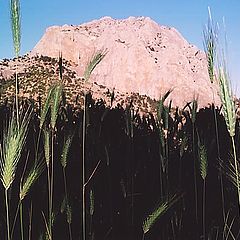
[[63, 168, 72, 240], [49, 132, 54, 238], [5, 189, 10, 240], [15, 71, 19, 127], [231, 136, 240, 212], [28, 202, 33, 240], [10, 201, 20, 239], [212, 99, 226, 233], [47, 163, 51, 233], [82, 95, 86, 240], [203, 179, 206, 240], [20, 203, 24, 240], [192, 123, 198, 223]]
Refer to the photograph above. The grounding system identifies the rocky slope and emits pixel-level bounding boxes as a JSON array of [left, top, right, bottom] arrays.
[[0, 16, 222, 113], [0, 54, 157, 114], [31, 16, 220, 107]]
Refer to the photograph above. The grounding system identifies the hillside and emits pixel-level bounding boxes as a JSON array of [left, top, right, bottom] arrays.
[[0, 16, 221, 111]]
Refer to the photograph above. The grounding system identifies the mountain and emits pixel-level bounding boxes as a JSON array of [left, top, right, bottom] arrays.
[[1, 16, 220, 110]]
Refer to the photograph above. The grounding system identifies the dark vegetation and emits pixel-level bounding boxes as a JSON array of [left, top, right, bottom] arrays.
[[0, 96, 240, 239]]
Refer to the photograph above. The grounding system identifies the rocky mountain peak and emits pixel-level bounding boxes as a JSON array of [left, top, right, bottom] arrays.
[[1, 16, 221, 110]]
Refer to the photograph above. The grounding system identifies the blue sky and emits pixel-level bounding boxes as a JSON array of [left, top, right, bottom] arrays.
[[0, 0, 239, 95]]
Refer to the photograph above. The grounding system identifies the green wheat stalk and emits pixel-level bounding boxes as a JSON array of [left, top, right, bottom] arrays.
[[40, 85, 55, 129], [10, 0, 21, 126], [191, 99, 198, 124], [220, 155, 240, 193], [89, 189, 95, 238], [198, 139, 208, 240], [10, 0, 21, 57], [40, 81, 63, 237], [43, 128, 51, 167], [203, 8, 228, 233], [157, 90, 172, 197], [11, 156, 44, 239], [157, 89, 172, 122], [0, 109, 31, 240], [142, 194, 181, 237], [198, 143, 208, 180], [40, 82, 63, 130], [18, 161, 44, 240], [83, 50, 107, 81], [43, 127, 52, 238], [187, 99, 199, 223], [217, 66, 239, 211], [0, 110, 31, 190], [48, 56, 64, 237], [82, 51, 106, 240], [90, 189, 95, 216], [60, 133, 74, 169], [20, 161, 44, 201], [50, 84, 63, 130], [203, 7, 218, 83], [218, 68, 236, 138], [60, 132, 74, 240]]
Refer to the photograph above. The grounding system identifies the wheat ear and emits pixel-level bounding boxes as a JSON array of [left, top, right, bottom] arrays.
[[142, 194, 181, 234]]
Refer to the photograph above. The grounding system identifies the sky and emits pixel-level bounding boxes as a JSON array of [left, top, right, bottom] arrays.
[[0, 0, 239, 95]]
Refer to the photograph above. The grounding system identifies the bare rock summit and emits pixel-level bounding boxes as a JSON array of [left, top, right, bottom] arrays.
[[31, 16, 219, 107]]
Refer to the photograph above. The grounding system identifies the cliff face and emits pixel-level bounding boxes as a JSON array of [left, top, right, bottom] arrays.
[[30, 16, 220, 108]]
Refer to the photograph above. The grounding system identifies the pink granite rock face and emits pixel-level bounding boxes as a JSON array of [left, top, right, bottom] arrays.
[[31, 16, 220, 107]]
